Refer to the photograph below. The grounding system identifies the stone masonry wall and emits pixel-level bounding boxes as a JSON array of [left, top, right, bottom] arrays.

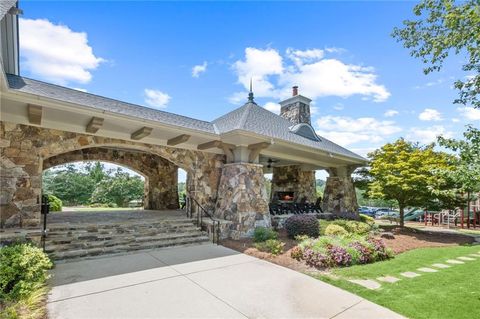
[[280, 101, 311, 125], [0, 122, 224, 228], [43, 148, 179, 210], [271, 165, 316, 203], [215, 163, 271, 239], [322, 167, 358, 213]]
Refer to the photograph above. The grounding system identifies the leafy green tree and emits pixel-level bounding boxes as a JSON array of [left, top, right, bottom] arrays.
[[392, 0, 480, 108], [436, 125, 480, 223], [91, 168, 144, 207], [357, 139, 454, 226]]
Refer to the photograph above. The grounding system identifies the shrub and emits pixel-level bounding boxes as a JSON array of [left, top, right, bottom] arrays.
[[344, 221, 371, 235], [297, 235, 393, 268], [324, 224, 348, 236], [290, 246, 304, 260], [253, 227, 278, 243], [47, 195, 62, 212], [254, 239, 285, 256], [0, 244, 52, 301], [359, 214, 375, 225], [284, 214, 319, 238]]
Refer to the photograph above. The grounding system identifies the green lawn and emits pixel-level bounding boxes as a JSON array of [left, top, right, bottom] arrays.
[[315, 245, 480, 319]]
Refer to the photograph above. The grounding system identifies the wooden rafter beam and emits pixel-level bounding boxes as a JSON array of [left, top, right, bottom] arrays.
[[27, 104, 42, 125], [167, 134, 191, 146], [131, 126, 153, 140], [197, 140, 222, 150], [86, 117, 104, 134]]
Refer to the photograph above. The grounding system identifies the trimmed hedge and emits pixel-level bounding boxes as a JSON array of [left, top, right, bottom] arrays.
[[285, 214, 319, 238]]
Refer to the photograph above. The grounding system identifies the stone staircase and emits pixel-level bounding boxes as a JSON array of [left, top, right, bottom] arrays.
[[44, 218, 210, 260]]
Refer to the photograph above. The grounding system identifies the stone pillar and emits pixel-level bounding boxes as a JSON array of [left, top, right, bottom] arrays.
[[270, 165, 316, 202], [322, 166, 358, 214], [1, 123, 42, 227], [147, 167, 179, 210], [215, 163, 270, 239]]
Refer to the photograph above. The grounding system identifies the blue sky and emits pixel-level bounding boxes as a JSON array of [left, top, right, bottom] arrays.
[[20, 1, 479, 180]]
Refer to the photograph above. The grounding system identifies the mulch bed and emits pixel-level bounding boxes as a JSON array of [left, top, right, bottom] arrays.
[[221, 227, 476, 270], [379, 226, 475, 254]]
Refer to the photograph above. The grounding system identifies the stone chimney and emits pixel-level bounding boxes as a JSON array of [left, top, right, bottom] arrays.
[[279, 86, 312, 125]]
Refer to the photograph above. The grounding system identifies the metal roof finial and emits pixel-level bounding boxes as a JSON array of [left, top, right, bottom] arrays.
[[248, 78, 255, 103]]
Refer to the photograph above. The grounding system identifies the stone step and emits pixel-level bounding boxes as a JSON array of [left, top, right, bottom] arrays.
[[49, 235, 210, 260], [45, 230, 206, 252], [44, 230, 207, 251], [46, 220, 196, 232], [45, 225, 201, 238]]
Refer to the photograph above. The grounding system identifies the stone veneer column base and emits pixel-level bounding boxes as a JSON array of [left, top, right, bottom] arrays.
[[322, 175, 358, 214], [215, 163, 271, 239]]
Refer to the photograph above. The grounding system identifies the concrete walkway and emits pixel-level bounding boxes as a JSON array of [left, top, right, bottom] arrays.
[[47, 244, 404, 319]]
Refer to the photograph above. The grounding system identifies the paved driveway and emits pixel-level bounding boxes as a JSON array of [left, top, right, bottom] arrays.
[[47, 244, 404, 319]]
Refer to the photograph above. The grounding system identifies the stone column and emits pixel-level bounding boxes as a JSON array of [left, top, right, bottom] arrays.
[[322, 166, 358, 214], [1, 123, 42, 228], [215, 163, 270, 239], [270, 165, 316, 202], [147, 167, 179, 210]]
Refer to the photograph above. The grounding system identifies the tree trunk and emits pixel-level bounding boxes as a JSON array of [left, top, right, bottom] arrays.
[[399, 205, 405, 227]]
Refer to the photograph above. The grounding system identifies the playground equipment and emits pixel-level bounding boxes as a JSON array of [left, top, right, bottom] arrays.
[[423, 207, 478, 229]]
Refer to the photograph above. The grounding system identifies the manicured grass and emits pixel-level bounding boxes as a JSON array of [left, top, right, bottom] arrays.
[[315, 245, 480, 319]]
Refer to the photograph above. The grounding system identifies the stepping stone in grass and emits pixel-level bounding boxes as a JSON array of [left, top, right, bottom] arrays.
[[401, 272, 421, 278], [417, 267, 438, 273], [377, 276, 400, 283], [446, 259, 464, 264], [348, 279, 381, 290], [457, 256, 475, 261], [469, 254, 480, 257], [432, 263, 450, 269]]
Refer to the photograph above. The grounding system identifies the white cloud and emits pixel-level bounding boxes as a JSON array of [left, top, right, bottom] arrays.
[[231, 47, 390, 103], [232, 47, 283, 98], [452, 118, 460, 123], [72, 87, 87, 92], [264, 102, 281, 114], [384, 109, 399, 117], [192, 61, 208, 78], [418, 108, 443, 121], [408, 125, 453, 144], [315, 115, 402, 147], [19, 18, 104, 85], [144, 89, 171, 109], [457, 106, 480, 121]]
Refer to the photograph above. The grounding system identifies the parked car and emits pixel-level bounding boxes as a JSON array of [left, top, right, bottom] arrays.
[[374, 208, 399, 219], [404, 208, 425, 221], [358, 206, 375, 217]]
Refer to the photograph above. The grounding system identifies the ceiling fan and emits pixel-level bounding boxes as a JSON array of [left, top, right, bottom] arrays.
[[264, 158, 279, 169]]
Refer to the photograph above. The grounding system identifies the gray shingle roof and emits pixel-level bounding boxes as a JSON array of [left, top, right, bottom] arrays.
[[213, 102, 366, 161], [0, 0, 17, 21], [6, 74, 365, 162], [7, 74, 216, 134]]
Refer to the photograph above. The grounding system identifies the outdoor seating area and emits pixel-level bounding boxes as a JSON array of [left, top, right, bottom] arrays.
[[268, 201, 323, 216]]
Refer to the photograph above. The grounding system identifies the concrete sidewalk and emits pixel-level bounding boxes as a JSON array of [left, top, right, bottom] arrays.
[[47, 244, 404, 319]]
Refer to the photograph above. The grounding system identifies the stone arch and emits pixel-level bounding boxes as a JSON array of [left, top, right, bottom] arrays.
[[42, 147, 180, 209], [1, 124, 224, 227]]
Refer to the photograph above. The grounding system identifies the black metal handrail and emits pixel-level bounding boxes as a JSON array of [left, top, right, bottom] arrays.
[[185, 193, 220, 244]]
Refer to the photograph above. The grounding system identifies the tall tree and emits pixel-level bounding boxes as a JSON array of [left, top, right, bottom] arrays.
[[436, 125, 480, 224], [392, 0, 480, 108], [357, 138, 454, 226]]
